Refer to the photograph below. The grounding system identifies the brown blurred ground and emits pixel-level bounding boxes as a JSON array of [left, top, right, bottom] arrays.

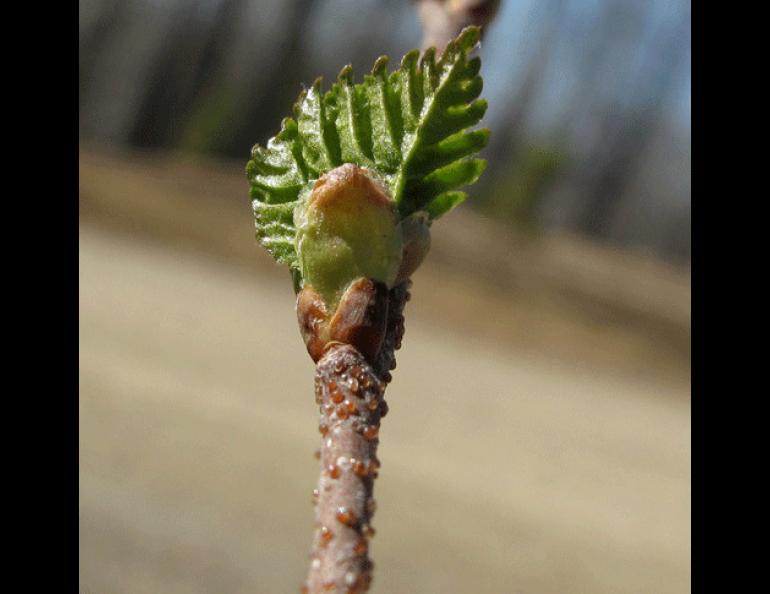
[[79, 148, 690, 594]]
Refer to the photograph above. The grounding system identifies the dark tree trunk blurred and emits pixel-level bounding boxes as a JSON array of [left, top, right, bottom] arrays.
[[225, 0, 315, 158], [79, 0, 124, 105], [127, 0, 246, 149]]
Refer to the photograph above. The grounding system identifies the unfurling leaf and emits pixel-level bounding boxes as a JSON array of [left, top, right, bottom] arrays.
[[247, 26, 489, 283]]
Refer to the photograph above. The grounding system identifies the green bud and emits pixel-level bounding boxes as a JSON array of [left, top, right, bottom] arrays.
[[396, 211, 431, 282], [295, 164, 404, 309]]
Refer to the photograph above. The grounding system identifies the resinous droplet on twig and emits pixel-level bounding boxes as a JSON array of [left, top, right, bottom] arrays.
[[349, 377, 360, 394], [336, 507, 358, 526], [351, 459, 367, 477], [353, 539, 368, 556], [319, 526, 334, 546]]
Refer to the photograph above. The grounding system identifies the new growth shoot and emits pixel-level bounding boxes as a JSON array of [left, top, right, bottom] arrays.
[[246, 27, 489, 594]]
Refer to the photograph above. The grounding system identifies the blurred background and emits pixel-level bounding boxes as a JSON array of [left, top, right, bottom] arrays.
[[79, 1, 690, 593]]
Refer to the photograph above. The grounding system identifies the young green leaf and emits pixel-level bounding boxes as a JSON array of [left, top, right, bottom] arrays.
[[247, 26, 489, 277]]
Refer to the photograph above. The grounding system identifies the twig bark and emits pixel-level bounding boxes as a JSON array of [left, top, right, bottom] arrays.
[[303, 281, 411, 594]]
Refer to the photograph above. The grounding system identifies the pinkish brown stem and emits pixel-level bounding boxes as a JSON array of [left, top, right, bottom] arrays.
[[303, 282, 410, 594], [415, 0, 500, 53]]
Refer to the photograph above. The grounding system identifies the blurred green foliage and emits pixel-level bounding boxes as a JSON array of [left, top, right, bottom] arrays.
[[181, 87, 238, 154], [479, 143, 565, 232]]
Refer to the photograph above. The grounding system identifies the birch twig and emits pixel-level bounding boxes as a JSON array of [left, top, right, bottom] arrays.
[[303, 282, 410, 593]]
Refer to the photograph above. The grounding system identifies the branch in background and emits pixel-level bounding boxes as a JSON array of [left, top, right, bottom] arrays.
[[415, 0, 501, 52]]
